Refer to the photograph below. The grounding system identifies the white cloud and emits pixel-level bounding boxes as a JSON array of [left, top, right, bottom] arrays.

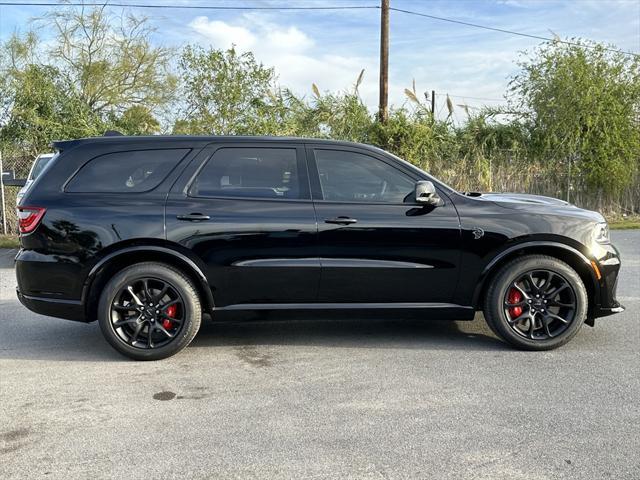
[[190, 16, 257, 51], [188, 14, 380, 107], [266, 26, 314, 53]]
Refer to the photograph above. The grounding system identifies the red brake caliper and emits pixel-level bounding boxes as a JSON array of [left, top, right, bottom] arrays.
[[507, 288, 523, 319], [163, 304, 177, 330]]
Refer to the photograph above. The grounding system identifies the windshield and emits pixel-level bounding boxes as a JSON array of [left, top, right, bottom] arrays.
[[30, 155, 54, 180]]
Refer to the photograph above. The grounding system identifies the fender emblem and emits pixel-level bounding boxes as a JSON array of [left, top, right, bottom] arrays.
[[472, 227, 485, 240]]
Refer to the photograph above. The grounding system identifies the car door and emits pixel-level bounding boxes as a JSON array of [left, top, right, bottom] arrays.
[[165, 142, 319, 307], [307, 145, 461, 304]]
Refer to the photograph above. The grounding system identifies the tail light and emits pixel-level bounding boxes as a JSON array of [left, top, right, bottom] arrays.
[[17, 206, 46, 234]]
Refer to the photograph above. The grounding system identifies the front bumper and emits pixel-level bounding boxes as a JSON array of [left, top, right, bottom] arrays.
[[591, 242, 624, 319], [594, 304, 625, 318]]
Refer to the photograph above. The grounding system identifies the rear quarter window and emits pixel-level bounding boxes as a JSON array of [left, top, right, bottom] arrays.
[[65, 149, 190, 193], [30, 156, 54, 180]]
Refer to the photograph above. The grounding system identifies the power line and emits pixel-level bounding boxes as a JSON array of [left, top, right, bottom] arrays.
[[0, 1, 379, 10], [389, 6, 639, 57]]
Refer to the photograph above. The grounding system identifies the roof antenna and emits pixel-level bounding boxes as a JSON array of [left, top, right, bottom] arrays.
[[103, 130, 124, 137]]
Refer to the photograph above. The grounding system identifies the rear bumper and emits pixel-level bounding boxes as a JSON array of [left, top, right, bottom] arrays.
[[16, 289, 87, 322], [15, 248, 89, 322]]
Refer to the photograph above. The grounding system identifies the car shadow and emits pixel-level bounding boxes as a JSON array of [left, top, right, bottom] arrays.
[[0, 302, 507, 363], [190, 312, 507, 352]]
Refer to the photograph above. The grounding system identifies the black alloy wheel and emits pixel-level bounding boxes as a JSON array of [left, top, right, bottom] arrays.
[[110, 277, 185, 349], [484, 255, 587, 351], [98, 262, 201, 360], [503, 269, 577, 340]]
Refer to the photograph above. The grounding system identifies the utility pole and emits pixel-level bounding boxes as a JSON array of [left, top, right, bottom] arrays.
[[378, 0, 389, 123], [431, 90, 436, 117]]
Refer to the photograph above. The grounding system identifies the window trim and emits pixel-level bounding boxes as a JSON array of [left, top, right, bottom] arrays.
[[63, 148, 192, 194], [186, 144, 311, 202], [306, 145, 439, 206]]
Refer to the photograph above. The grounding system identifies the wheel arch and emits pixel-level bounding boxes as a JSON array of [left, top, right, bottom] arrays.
[[473, 241, 599, 319], [82, 245, 214, 322]]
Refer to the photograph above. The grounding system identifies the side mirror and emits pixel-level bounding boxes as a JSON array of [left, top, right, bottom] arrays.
[[415, 181, 444, 207]]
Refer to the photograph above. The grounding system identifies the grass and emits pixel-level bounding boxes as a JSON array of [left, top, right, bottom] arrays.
[[608, 216, 640, 230], [0, 234, 20, 249], [609, 220, 640, 230]]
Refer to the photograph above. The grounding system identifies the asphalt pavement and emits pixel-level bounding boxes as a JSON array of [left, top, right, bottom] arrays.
[[0, 232, 638, 479]]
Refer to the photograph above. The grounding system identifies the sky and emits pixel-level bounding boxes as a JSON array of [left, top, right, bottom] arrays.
[[0, 0, 639, 120]]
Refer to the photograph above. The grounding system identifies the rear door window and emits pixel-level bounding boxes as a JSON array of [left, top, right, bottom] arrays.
[[189, 147, 304, 200], [66, 149, 190, 193]]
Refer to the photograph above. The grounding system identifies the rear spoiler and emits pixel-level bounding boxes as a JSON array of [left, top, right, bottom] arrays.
[[51, 139, 83, 152], [51, 131, 125, 152]]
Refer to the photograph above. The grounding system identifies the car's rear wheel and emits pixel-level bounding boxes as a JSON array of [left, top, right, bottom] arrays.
[[98, 262, 201, 360], [484, 255, 587, 350]]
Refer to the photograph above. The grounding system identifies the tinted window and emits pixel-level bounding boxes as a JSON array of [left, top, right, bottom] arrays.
[[66, 149, 189, 193], [30, 155, 54, 180], [190, 148, 301, 199], [314, 149, 414, 203]]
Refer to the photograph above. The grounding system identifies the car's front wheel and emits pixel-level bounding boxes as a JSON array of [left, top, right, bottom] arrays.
[[98, 262, 201, 360], [484, 255, 588, 350]]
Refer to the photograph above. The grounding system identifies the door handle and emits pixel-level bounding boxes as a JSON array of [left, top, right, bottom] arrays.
[[324, 217, 358, 225], [176, 213, 211, 221]]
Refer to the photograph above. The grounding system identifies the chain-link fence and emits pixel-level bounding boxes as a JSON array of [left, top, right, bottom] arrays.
[[430, 154, 640, 216], [0, 154, 34, 235], [0, 151, 638, 237]]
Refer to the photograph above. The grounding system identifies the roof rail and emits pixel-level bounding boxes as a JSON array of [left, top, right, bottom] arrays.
[[103, 130, 124, 137]]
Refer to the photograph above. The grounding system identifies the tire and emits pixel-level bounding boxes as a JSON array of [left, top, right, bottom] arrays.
[[483, 255, 587, 350], [98, 262, 202, 360]]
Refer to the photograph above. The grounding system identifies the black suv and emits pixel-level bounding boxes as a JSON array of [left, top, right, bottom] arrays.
[[15, 136, 624, 360]]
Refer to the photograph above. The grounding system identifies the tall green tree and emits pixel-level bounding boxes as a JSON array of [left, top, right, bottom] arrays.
[[0, 5, 172, 154], [175, 46, 284, 135], [44, 5, 176, 115], [111, 106, 161, 135], [0, 64, 104, 158], [509, 39, 640, 194]]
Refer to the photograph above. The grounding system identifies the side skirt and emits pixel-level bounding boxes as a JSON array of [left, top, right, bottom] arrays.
[[213, 302, 476, 320]]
